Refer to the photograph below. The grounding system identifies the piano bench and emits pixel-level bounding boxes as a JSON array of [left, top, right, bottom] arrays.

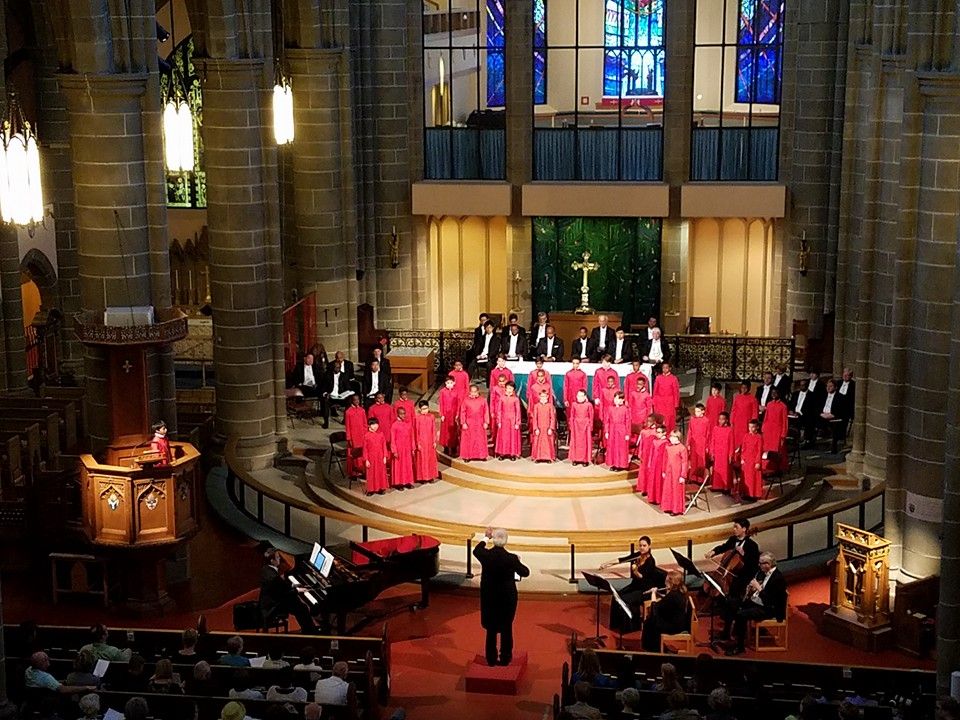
[[259, 614, 289, 634]]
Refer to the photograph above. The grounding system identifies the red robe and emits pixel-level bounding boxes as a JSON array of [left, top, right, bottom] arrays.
[[625, 371, 648, 407], [489, 366, 514, 389], [448, 369, 469, 405], [740, 431, 764, 499], [592, 367, 620, 403], [603, 404, 631, 470], [598, 384, 619, 425], [636, 427, 657, 493], [344, 405, 368, 478], [150, 434, 172, 465], [661, 442, 690, 514], [629, 391, 655, 439], [495, 395, 522, 458], [488, 384, 507, 446], [730, 392, 760, 448], [708, 424, 735, 491], [652, 373, 681, 432], [458, 396, 489, 460], [530, 401, 557, 461], [438, 387, 460, 450], [393, 398, 415, 424], [563, 369, 588, 408], [705, 394, 727, 429], [567, 401, 595, 464], [686, 415, 711, 481], [646, 437, 668, 505], [389, 421, 415, 487], [362, 430, 389, 493], [527, 368, 551, 390], [761, 399, 789, 471], [526, 378, 554, 415], [368, 403, 394, 448], [413, 413, 439, 482]]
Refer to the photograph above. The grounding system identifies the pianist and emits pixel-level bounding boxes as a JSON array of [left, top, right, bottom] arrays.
[[260, 548, 319, 634]]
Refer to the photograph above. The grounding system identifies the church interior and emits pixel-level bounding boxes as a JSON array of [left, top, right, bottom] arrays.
[[0, 0, 959, 718]]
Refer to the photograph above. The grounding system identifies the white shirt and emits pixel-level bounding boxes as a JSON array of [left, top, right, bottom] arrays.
[[759, 385, 772, 407], [794, 390, 807, 414], [823, 392, 836, 415], [597, 327, 608, 349], [314, 675, 350, 705], [751, 570, 774, 606], [840, 380, 850, 395], [648, 339, 663, 362], [535, 324, 547, 343], [807, 378, 818, 393], [480, 333, 493, 359], [332, 371, 341, 396], [614, 338, 625, 362], [302, 364, 316, 387], [578, 339, 588, 359], [508, 333, 520, 357], [647, 327, 657, 339], [774, 373, 785, 387], [544, 338, 555, 357], [368, 371, 380, 396]]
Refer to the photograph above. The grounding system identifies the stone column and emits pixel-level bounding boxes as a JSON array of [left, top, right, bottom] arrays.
[[0, 227, 26, 389], [198, 58, 285, 469], [288, 48, 359, 355], [60, 74, 173, 450]]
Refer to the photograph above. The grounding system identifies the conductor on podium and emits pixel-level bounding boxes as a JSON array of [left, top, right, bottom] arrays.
[[473, 527, 530, 666]]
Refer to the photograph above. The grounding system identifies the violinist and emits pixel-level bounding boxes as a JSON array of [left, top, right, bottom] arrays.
[[722, 552, 787, 655], [608, 536, 665, 633], [704, 517, 760, 608]]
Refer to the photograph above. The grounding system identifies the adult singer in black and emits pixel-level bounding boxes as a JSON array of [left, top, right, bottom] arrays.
[[259, 547, 318, 634], [641, 569, 691, 651], [473, 527, 530, 666], [723, 552, 787, 655], [607, 535, 664, 634]]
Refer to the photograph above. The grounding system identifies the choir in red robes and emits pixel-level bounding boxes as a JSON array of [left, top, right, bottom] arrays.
[[526, 373, 554, 418], [495, 392, 523, 459], [592, 364, 620, 405], [438, 381, 460, 453], [730, 389, 759, 448], [761, 397, 789, 472], [489, 364, 514, 389], [652, 370, 680, 433], [598, 380, 619, 425], [635, 422, 658, 493], [368, 400, 395, 447], [413, 409, 439, 482], [563, 365, 588, 408], [527, 365, 551, 389], [567, 397, 595, 465], [661, 437, 690, 515], [625, 366, 648, 407], [530, 397, 557, 461], [458, 393, 490, 461], [686, 410, 711, 481], [705, 391, 727, 428], [390, 418, 415, 488], [646, 431, 669, 504], [363, 426, 389, 493], [629, 382, 655, 442], [739, 427, 764, 499], [345, 402, 368, 478], [603, 401, 631, 470], [708, 419, 735, 492]]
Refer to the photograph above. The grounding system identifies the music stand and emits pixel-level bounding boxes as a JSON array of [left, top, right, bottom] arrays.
[[582, 572, 633, 648], [670, 549, 726, 645], [684, 474, 711, 515]]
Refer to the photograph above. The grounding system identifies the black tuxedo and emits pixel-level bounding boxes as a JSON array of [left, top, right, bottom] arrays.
[[773, 374, 792, 404], [711, 535, 760, 599], [501, 331, 528, 360], [500, 325, 527, 342], [535, 337, 564, 362], [473, 541, 530, 665], [469, 333, 502, 384], [529, 322, 549, 347], [838, 379, 856, 417], [361, 368, 393, 404], [288, 362, 322, 397], [728, 567, 788, 650], [792, 380, 825, 441], [570, 336, 597, 362], [589, 326, 614, 356], [322, 363, 359, 426], [259, 564, 316, 633], [639, 337, 671, 366], [755, 383, 776, 409], [816, 391, 849, 452], [610, 338, 634, 364]]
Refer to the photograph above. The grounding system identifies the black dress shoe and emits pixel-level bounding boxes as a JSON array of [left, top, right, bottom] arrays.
[[498, 658, 512, 666], [725, 646, 746, 656]]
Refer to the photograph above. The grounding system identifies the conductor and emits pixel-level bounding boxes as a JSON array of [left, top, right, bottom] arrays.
[[473, 527, 530, 666], [259, 547, 318, 634]]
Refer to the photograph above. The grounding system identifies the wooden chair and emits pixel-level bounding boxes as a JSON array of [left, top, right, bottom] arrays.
[[659, 595, 698, 654], [751, 615, 788, 652]]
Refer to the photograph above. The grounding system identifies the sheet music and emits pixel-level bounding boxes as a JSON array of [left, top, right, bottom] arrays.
[[702, 573, 726, 596], [103, 710, 123, 720], [93, 659, 109, 678], [609, 585, 632, 619], [249, 656, 267, 668]]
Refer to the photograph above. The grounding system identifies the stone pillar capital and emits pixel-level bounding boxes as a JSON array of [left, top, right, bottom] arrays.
[[58, 72, 149, 110], [287, 48, 344, 74], [196, 57, 268, 90]]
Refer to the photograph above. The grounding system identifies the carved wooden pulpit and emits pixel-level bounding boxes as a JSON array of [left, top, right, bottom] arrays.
[[821, 523, 893, 651]]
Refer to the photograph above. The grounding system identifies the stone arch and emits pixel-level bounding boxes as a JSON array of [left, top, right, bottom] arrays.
[[20, 248, 59, 311]]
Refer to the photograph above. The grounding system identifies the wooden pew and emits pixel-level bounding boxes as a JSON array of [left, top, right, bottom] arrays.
[[0, 421, 44, 477], [0, 433, 23, 495], [0, 398, 77, 452], [0, 412, 59, 470]]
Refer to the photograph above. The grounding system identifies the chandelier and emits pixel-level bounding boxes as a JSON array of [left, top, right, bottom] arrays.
[[162, 2, 195, 173], [272, 71, 294, 145], [0, 92, 45, 226]]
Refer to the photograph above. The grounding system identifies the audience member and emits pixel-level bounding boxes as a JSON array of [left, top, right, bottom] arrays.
[[686, 653, 716, 695], [175, 627, 200, 661], [123, 697, 149, 720], [79, 624, 131, 662], [659, 690, 700, 720], [303, 703, 322, 720], [228, 669, 264, 700], [293, 646, 324, 683], [147, 658, 184, 694], [570, 648, 617, 688], [118, 653, 149, 692], [266, 667, 308, 703], [221, 636, 251, 667], [65, 649, 101, 689], [220, 701, 250, 720], [705, 688, 736, 720], [262, 647, 290, 669], [314, 661, 354, 706], [564, 681, 602, 719], [77, 693, 100, 720], [186, 660, 213, 695], [24, 651, 95, 695], [615, 687, 640, 717], [654, 662, 683, 694], [784, 694, 819, 720]]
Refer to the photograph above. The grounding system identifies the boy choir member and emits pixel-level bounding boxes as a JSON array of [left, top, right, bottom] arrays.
[[628, 376, 654, 445], [448, 360, 470, 405], [413, 401, 439, 483], [568, 389, 595, 467], [761, 389, 789, 471], [489, 355, 514, 388], [536, 325, 564, 361], [612, 328, 633, 364], [592, 355, 619, 407], [393, 388, 415, 424], [489, 373, 509, 447], [730, 381, 759, 448], [530, 390, 557, 462], [570, 326, 596, 362], [527, 357, 552, 387], [368, 393, 394, 447], [705, 382, 727, 428], [362, 418, 389, 495], [494, 384, 523, 460], [661, 429, 690, 516], [625, 361, 647, 406], [438, 376, 460, 454], [598, 374, 620, 425], [590, 315, 612, 359], [652, 362, 680, 432], [645, 425, 669, 505], [739, 419, 764, 501], [686, 403, 710, 483], [708, 412, 735, 493], [603, 392, 631, 471], [389, 408, 415, 489], [458, 385, 490, 461], [344, 395, 367, 480], [634, 415, 660, 493], [526, 369, 554, 422], [563, 358, 588, 412]]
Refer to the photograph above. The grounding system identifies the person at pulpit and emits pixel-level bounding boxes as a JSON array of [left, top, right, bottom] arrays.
[[502, 323, 527, 360], [529, 311, 549, 357], [589, 315, 612, 360], [611, 328, 634, 364], [570, 326, 597, 362], [640, 327, 671, 374], [469, 322, 501, 383], [536, 325, 564, 361], [150, 421, 172, 466]]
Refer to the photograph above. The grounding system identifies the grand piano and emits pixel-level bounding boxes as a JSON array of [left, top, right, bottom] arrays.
[[287, 533, 441, 634]]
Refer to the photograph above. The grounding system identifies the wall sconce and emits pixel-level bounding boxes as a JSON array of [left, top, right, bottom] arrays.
[[798, 230, 809, 277], [388, 225, 399, 268]]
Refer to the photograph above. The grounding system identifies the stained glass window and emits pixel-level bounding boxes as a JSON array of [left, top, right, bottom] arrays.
[[736, 0, 784, 103], [486, 0, 546, 107], [603, 0, 665, 98]]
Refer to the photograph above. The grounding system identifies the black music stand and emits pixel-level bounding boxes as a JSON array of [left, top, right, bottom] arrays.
[[582, 572, 633, 648], [670, 549, 726, 646]]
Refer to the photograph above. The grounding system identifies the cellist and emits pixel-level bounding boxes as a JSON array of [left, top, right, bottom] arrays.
[[704, 517, 760, 640]]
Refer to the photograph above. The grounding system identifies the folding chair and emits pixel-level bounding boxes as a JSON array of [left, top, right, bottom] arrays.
[[328, 431, 348, 481]]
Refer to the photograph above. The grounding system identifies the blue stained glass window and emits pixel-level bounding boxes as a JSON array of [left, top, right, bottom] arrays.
[[736, 0, 784, 103], [602, 0, 665, 98], [486, 0, 546, 107]]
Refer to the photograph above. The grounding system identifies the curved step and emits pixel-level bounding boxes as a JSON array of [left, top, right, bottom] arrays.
[[440, 466, 635, 497], [439, 452, 638, 484]]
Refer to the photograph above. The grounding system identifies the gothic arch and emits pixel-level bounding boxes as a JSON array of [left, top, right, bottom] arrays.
[[20, 248, 59, 310]]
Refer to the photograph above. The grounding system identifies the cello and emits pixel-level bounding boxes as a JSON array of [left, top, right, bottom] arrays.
[[702, 526, 755, 600]]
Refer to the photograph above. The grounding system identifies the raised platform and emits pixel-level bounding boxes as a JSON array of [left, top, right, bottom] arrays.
[[464, 651, 528, 694]]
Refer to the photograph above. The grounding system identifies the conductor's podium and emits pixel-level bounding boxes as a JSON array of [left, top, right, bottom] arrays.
[[465, 651, 528, 694]]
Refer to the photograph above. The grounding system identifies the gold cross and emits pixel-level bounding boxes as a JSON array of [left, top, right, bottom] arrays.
[[122, 360, 133, 373]]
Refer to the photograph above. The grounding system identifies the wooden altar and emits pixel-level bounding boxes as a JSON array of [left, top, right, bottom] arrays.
[[821, 523, 893, 651], [547, 312, 622, 346]]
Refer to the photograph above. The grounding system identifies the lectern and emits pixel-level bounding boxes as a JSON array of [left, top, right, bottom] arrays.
[[821, 523, 892, 651]]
